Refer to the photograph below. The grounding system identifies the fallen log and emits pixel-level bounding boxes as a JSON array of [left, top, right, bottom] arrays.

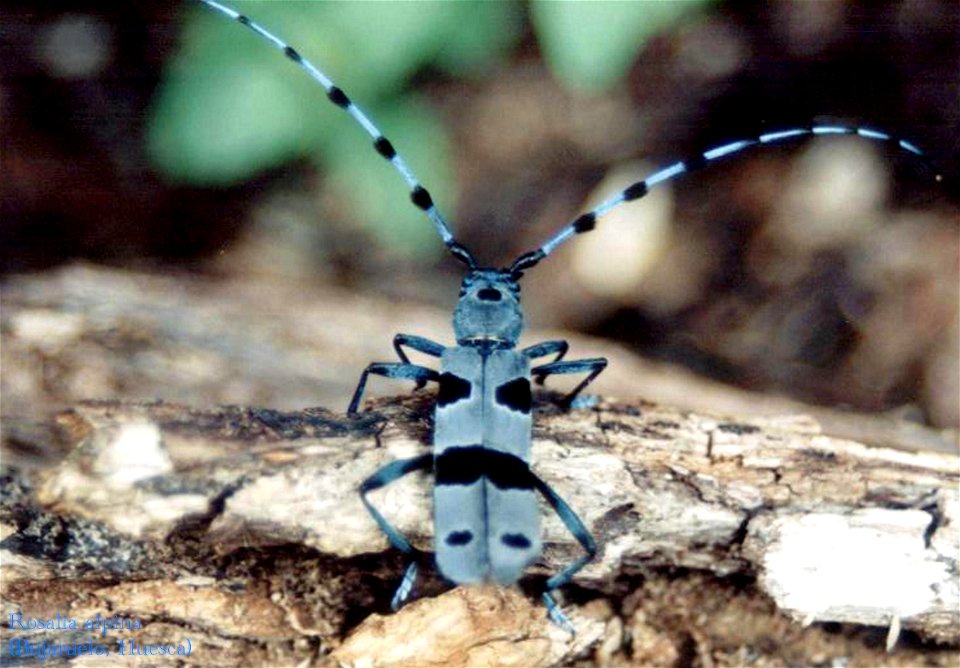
[[1, 395, 956, 666]]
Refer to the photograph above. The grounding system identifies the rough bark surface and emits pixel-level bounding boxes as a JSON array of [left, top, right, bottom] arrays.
[[2, 395, 957, 666]]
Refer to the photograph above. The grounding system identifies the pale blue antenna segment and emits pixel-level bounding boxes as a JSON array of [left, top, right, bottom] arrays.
[[857, 128, 891, 141], [540, 226, 576, 256], [704, 140, 755, 160], [645, 160, 687, 186], [760, 128, 809, 143], [898, 139, 923, 155], [812, 126, 850, 135], [591, 193, 627, 218]]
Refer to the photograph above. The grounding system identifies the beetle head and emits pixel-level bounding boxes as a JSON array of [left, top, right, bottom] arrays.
[[453, 269, 523, 347]]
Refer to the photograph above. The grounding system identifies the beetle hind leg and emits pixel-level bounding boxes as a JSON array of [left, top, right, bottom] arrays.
[[390, 562, 419, 610], [530, 471, 598, 633], [542, 592, 576, 635], [359, 454, 434, 610]]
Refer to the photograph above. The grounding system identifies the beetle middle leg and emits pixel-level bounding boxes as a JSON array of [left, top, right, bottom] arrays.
[[530, 471, 597, 634], [530, 357, 608, 409], [522, 339, 569, 379]]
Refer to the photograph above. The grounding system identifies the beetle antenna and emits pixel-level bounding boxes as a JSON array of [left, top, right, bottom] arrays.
[[194, 0, 478, 270], [509, 125, 938, 275]]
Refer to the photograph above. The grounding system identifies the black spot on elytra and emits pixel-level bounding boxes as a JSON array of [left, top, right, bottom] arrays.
[[438, 373, 471, 407], [436, 447, 532, 490], [283, 46, 301, 63], [495, 378, 531, 414], [485, 451, 533, 490], [435, 446, 483, 486], [446, 530, 473, 546], [237, 15, 251, 26], [501, 533, 531, 549]]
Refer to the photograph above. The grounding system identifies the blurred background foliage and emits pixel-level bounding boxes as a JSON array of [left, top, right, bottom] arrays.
[[147, 0, 708, 254], [2, 0, 958, 429], [531, 0, 710, 91], [148, 1, 521, 252]]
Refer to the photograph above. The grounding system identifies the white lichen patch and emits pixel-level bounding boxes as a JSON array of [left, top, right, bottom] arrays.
[[95, 422, 172, 488], [754, 508, 955, 626]]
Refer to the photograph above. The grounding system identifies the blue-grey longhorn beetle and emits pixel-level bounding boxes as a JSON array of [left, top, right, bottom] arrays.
[[197, 0, 933, 632]]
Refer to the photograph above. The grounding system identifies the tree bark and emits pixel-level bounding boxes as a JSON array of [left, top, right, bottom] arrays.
[[2, 395, 957, 666]]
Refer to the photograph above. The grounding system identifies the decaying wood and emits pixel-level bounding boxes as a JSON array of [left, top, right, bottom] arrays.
[[2, 394, 957, 666]]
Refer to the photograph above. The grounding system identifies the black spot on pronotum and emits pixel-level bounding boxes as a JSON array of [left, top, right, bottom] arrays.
[[477, 288, 502, 302], [327, 86, 350, 108], [495, 377, 531, 414], [446, 531, 473, 546], [237, 14, 251, 26], [437, 372, 471, 407], [623, 181, 648, 201], [411, 186, 434, 211], [283, 45, 301, 63], [501, 533, 532, 549], [573, 212, 596, 233], [374, 137, 396, 160]]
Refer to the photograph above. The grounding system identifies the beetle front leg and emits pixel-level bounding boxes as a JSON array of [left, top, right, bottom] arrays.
[[393, 334, 446, 389], [348, 362, 439, 415]]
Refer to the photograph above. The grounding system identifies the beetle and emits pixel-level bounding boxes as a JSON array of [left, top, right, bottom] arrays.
[[195, 0, 933, 631], [349, 269, 605, 631]]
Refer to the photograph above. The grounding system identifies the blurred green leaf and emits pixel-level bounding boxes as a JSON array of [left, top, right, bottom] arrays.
[[147, 1, 520, 255], [531, 0, 710, 93], [435, 2, 523, 75], [148, 2, 337, 184]]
